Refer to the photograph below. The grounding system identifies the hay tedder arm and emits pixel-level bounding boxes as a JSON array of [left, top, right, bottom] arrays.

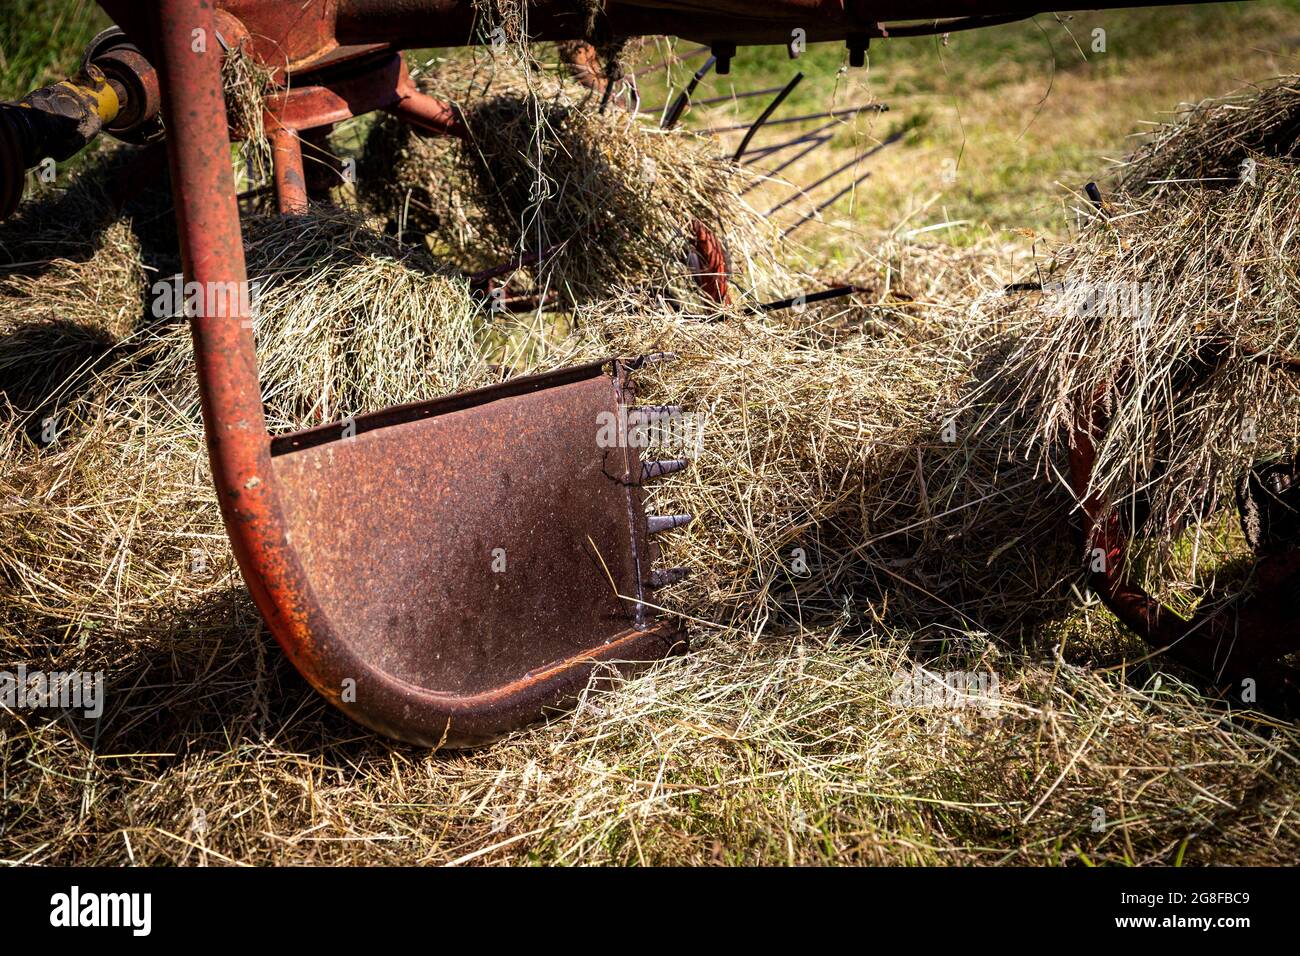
[[1, 0, 1258, 744], [1071, 392, 1300, 706]]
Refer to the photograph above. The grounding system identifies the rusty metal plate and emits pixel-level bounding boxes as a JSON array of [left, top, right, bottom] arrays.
[[269, 361, 683, 717]]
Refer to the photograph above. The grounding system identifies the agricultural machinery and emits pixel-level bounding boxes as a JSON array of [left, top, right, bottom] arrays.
[[0, 0, 1294, 745]]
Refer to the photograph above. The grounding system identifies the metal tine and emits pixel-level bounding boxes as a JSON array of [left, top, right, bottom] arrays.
[[661, 56, 716, 129], [648, 568, 689, 588], [704, 102, 886, 135], [647, 514, 693, 534], [467, 240, 565, 287], [766, 150, 867, 216], [740, 117, 840, 164], [750, 284, 867, 314], [733, 72, 805, 161], [766, 127, 906, 224], [641, 459, 689, 482], [741, 133, 821, 165], [624, 351, 678, 371], [641, 83, 787, 116], [738, 134, 833, 197], [705, 284, 867, 325], [766, 134, 896, 216], [781, 172, 872, 240], [781, 169, 873, 240]]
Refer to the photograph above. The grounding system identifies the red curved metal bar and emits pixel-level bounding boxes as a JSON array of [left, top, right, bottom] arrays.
[[390, 60, 468, 139], [154, 0, 333, 722], [1070, 390, 1300, 693]]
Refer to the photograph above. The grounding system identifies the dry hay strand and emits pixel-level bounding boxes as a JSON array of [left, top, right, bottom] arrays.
[[470, 1, 604, 45], [858, 360, 1081, 635], [359, 61, 787, 304], [985, 83, 1300, 596], [0, 218, 143, 336], [357, 80, 488, 268], [221, 37, 275, 187], [1121, 75, 1300, 195], [849, 238, 1087, 634], [471, 0, 526, 44]]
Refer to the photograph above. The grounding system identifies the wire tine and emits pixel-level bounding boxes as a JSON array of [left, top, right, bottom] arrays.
[[741, 117, 840, 165], [641, 84, 787, 116], [765, 129, 905, 217], [705, 102, 886, 135], [641, 459, 689, 483], [750, 285, 868, 314], [781, 169, 874, 240], [661, 56, 717, 129], [766, 151, 866, 217], [738, 135, 832, 197], [733, 72, 805, 161]]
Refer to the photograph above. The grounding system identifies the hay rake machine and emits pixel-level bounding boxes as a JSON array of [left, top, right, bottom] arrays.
[[1, 0, 1288, 745]]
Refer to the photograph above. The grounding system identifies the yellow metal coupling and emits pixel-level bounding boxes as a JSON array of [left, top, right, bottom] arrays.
[[1, 63, 122, 218]]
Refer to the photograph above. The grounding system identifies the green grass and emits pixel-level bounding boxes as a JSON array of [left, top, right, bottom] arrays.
[[643, 3, 1300, 242], [0, 0, 108, 100]]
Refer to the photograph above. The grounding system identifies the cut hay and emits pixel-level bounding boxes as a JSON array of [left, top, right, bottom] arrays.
[[3, 70, 1299, 869], [2, 193, 1294, 864], [0, 146, 170, 430], [1121, 75, 1300, 194], [0, 219, 144, 408], [359, 63, 787, 303], [988, 87, 1300, 590]]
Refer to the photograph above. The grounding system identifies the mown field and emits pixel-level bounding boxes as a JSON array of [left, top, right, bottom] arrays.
[[1, 2, 1298, 867]]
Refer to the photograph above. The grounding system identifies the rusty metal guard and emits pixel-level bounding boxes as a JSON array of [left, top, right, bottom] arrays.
[[268, 363, 684, 743]]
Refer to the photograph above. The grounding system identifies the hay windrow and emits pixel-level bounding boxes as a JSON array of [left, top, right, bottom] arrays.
[[563, 234, 1075, 635], [572, 293, 957, 633]]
